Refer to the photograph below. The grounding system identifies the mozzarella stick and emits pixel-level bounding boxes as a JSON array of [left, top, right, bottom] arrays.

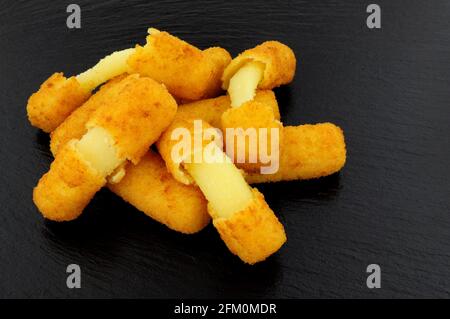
[[108, 151, 210, 234], [127, 28, 231, 101], [168, 98, 346, 182], [218, 42, 295, 169], [222, 41, 296, 108], [157, 118, 286, 264], [27, 48, 134, 132], [245, 123, 346, 183], [33, 75, 177, 221], [50, 74, 128, 156]]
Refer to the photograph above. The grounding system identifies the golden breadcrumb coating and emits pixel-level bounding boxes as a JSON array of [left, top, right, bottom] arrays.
[[108, 151, 210, 234], [176, 90, 280, 128], [127, 29, 231, 101], [34, 74, 178, 221], [27, 73, 91, 132], [33, 141, 105, 221], [222, 41, 296, 90], [87, 74, 178, 164], [210, 188, 286, 264], [202, 47, 233, 98], [221, 100, 283, 172], [50, 74, 128, 156], [245, 123, 347, 183], [157, 118, 216, 185]]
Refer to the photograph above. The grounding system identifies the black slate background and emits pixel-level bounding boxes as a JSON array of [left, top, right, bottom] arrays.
[[1, 0, 449, 298]]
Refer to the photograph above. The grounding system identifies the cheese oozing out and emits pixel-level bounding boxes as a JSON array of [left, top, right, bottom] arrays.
[[75, 127, 123, 177], [76, 48, 135, 92], [183, 143, 253, 219], [228, 61, 265, 108]]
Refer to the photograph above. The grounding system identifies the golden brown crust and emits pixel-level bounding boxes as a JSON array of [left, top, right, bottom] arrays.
[[88, 74, 178, 164], [222, 41, 296, 90], [33, 141, 105, 221], [245, 123, 347, 183], [202, 47, 232, 98], [50, 75, 128, 156], [221, 101, 283, 172], [254, 90, 280, 120], [157, 118, 216, 185], [27, 73, 91, 132], [108, 151, 210, 234], [210, 188, 286, 264], [176, 90, 280, 128], [127, 30, 231, 101], [176, 95, 231, 128]]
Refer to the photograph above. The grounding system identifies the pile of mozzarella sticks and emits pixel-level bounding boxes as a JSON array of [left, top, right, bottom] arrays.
[[27, 28, 346, 264]]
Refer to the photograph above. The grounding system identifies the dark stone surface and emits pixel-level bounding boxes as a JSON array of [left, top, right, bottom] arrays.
[[0, 0, 449, 298]]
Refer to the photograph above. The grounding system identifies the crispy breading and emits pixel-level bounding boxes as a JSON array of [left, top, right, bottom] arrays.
[[210, 188, 286, 264], [162, 118, 286, 264], [50, 75, 128, 156], [176, 90, 280, 128], [221, 100, 283, 172], [87, 74, 178, 164], [34, 74, 177, 221], [222, 41, 296, 90], [127, 29, 231, 101], [108, 151, 210, 234], [245, 123, 347, 183], [27, 73, 90, 132], [33, 141, 105, 221]]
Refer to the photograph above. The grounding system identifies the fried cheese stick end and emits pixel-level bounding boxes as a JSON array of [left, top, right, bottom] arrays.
[[27, 73, 91, 133], [33, 141, 106, 221], [245, 123, 347, 183], [50, 74, 128, 157], [209, 188, 287, 265], [108, 151, 210, 234], [34, 75, 178, 221], [159, 118, 286, 264], [27, 48, 134, 132], [222, 41, 296, 107], [184, 143, 286, 265], [127, 28, 231, 101]]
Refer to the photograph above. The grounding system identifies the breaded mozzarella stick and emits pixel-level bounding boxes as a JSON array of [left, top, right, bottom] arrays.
[[27, 48, 134, 132], [217, 42, 295, 171], [33, 75, 177, 221], [157, 118, 286, 264], [127, 28, 231, 101], [222, 41, 296, 108], [168, 98, 347, 182], [245, 123, 346, 183], [50, 74, 128, 156]]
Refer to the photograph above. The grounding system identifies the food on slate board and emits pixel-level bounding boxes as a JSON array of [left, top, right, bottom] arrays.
[[27, 27, 346, 264]]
